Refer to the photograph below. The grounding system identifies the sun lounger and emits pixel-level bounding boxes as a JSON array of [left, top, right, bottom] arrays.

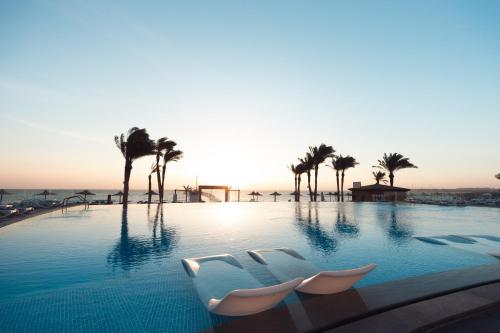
[[0, 209, 18, 218], [415, 234, 500, 259], [247, 248, 376, 295], [181, 254, 303, 316]]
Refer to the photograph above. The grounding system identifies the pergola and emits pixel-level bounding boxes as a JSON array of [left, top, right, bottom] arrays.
[[197, 185, 240, 202]]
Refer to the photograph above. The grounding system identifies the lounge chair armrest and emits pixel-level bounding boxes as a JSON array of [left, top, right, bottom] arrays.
[[182, 254, 243, 278]]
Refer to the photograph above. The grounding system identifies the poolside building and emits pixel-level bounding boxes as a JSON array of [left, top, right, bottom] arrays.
[[349, 183, 410, 202]]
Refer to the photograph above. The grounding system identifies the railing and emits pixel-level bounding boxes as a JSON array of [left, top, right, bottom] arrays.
[[61, 195, 90, 211]]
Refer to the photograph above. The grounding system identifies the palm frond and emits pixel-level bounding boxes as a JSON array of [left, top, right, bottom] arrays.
[[376, 153, 417, 172]]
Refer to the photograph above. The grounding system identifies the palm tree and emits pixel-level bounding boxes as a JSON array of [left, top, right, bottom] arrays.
[[182, 185, 192, 202], [288, 164, 298, 201], [373, 171, 388, 184], [154, 138, 177, 203], [329, 156, 342, 202], [309, 144, 335, 201], [295, 163, 307, 202], [375, 153, 417, 187], [115, 127, 155, 208], [147, 163, 158, 205], [160, 148, 183, 202], [338, 155, 358, 202], [299, 153, 314, 201]]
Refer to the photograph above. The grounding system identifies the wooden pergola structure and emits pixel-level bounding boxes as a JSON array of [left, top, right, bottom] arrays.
[[197, 185, 240, 202]]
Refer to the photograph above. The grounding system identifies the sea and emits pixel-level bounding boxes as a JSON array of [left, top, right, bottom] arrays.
[[0, 189, 338, 204]]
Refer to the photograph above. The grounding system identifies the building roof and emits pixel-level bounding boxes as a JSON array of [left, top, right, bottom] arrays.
[[348, 183, 410, 192]]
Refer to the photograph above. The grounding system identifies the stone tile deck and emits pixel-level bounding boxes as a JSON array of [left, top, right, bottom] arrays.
[[208, 263, 500, 332]]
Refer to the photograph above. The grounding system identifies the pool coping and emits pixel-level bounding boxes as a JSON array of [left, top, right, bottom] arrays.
[[207, 263, 500, 332]]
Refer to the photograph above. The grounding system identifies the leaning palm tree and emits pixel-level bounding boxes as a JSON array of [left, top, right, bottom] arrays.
[[338, 155, 358, 202], [295, 163, 307, 202], [115, 127, 156, 208], [373, 171, 388, 184], [160, 148, 183, 202], [288, 164, 298, 201], [374, 153, 417, 187], [147, 163, 159, 205], [329, 156, 342, 202], [309, 144, 335, 201], [154, 138, 177, 202], [299, 153, 314, 201]]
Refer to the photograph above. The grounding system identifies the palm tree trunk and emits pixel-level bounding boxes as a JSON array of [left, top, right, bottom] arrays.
[[122, 160, 132, 209], [156, 154, 162, 202], [389, 172, 394, 187], [307, 171, 313, 202], [341, 170, 345, 202], [161, 165, 167, 203], [336, 170, 340, 202], [294, 174, 298, 202], [148, 174, 152, 205], [314, 165, 319, 202], [297, 175, 300, 202]]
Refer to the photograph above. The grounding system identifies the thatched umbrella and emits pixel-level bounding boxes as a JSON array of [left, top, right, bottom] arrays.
[[254, 192, 263, 202], [75, 190, 96, 200], [248, 191, 257, 201], [112, 191, 124, 204], [34, 190, 55, 200], [270, 191, 282, 202], [0, 189, 12, 203], [144, 190, 158, 204]]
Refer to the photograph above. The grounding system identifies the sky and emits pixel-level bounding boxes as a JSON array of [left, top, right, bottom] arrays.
[[1, 0, 499, 191]]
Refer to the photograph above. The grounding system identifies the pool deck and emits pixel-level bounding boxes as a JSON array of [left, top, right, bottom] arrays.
[[208, 263, 500, 333], [0, 203, 85, 229], [0, 206, 62, 229]]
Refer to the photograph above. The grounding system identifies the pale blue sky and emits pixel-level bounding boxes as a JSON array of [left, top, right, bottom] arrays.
[[1, 0, 499, 190]]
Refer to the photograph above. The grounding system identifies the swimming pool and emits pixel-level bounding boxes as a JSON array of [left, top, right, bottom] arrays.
[[1, 202, 499, 332]]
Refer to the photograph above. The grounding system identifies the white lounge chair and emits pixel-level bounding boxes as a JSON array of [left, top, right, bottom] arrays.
[[181, 254, 303, 316], [0, 209, 18, 218], [247, 248, 376, 295]]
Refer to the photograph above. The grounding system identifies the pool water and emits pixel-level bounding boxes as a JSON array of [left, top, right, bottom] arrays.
[[0, 202, 499, 332]]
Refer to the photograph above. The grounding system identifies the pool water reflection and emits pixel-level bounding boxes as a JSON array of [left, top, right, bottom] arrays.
[[0, 202, 499, 332]]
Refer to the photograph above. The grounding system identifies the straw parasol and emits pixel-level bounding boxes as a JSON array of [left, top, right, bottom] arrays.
[[75, 190, 96, 200], [112, 191, 124, 204], [254, 192, 263, 202], [248, 191, 257, 201], [144, 190, 158, 196], [0, 189, 12, 203], [34, 190, 55, 200], [270, 191, 282, 202]]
